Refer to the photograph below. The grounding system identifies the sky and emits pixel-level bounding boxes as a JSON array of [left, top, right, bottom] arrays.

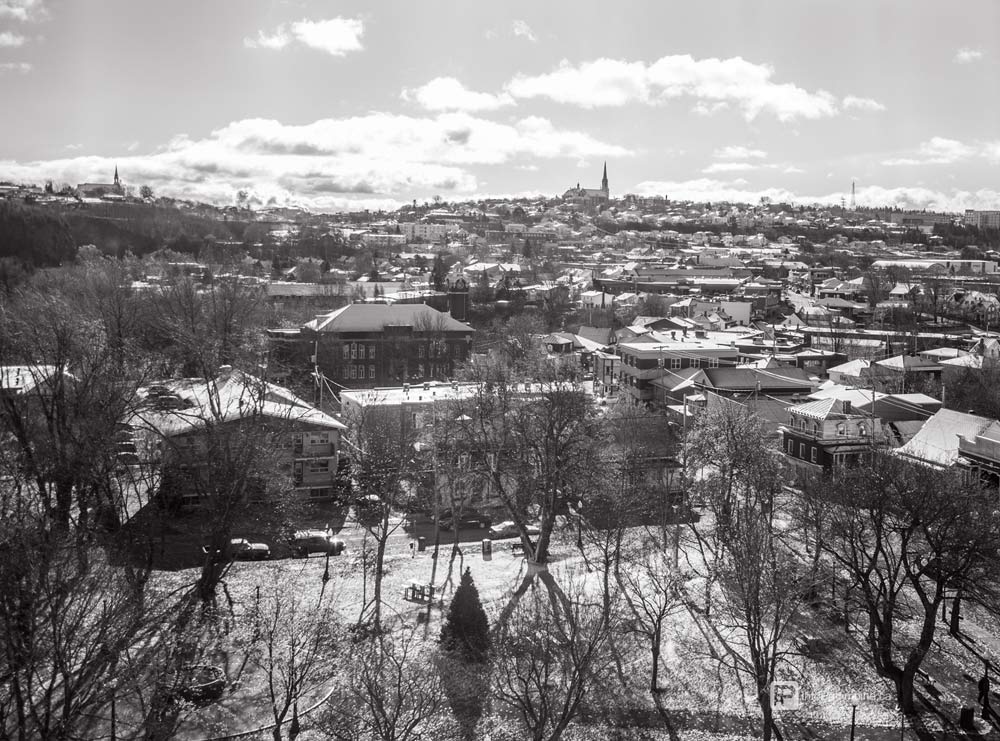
[[1, 0, 999, 213]]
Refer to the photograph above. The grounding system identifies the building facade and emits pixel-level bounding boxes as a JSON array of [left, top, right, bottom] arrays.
[[269, 303, 474, 390]]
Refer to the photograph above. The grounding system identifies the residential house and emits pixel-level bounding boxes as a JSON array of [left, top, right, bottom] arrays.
[[132, 366, 346, 506], [781, 398, 879, 481], [616, 331, 741, 405]]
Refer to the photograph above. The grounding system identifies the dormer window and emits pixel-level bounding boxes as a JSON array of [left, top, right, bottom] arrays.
[[859, 423, 868, 437], [836, 423, 846, 436]]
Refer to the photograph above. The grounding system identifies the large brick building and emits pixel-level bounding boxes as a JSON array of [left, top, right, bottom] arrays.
[[268, 303, 474, 391]]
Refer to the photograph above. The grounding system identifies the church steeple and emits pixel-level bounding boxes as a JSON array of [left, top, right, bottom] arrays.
[[113, 165, 120, 187], [601, 161, 608, 194]]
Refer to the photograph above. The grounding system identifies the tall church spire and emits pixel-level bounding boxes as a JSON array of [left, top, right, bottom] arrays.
[[114, 165, 120, 186], [601, 161, 608, 194]]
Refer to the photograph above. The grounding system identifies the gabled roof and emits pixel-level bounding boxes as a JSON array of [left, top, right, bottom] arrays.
[[133, 368, 345, 438], [305, 303, 470, 334], [894, 408, 994, 467], [576, 326, 614, 346], [790, 397, 857, 420]]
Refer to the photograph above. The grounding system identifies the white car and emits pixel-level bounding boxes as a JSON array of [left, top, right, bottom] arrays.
[[488, 521, 541, 540]]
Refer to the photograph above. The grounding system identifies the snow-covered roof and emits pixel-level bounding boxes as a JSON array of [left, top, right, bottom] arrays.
[[894, 409, 994, 467], [132, 368, 345, 438]]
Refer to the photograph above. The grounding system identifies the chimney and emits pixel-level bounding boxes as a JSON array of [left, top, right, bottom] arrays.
[[843, 400, 852, 415]]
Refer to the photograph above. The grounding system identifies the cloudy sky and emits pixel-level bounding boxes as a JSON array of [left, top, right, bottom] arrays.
[[1, 0, 998, 212]]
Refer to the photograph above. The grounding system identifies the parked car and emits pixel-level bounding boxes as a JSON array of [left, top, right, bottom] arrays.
[[488, 521, 541, 540], [438, 509, 493, 531], [290, 529, 346, 557], [202, 538, 271, 561]]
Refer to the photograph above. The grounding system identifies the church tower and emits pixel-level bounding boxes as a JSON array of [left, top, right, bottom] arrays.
[[114, 165, 120, 187], [601, 162, 609, 195]]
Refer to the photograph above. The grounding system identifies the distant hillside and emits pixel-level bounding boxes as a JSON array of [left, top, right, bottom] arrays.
[[0, 200, 76, 267], [59, 202, 253, 258]]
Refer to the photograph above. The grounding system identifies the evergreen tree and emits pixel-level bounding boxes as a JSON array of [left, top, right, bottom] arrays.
[[440, 568, 490, 662], [430, 253, 448, 292]]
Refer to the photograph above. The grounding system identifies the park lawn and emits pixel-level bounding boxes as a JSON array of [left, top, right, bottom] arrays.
[[141, 524, 999, 739]]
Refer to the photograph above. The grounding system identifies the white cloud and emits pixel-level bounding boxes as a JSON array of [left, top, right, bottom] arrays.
[[0, 30, 25, 47], [0, 113, 630, 210], [0, 61, 31, 73], [630, 177, 1000, 211], [955, 47, 984, 64], [0, 0, 46, 22], [507, 58, 651, 108], [782, 165, 805, 174], [402, 77, 514, 112], [882, 136, 980, 166], [842, 95, 886, 112], [506, 54, 841, 121], [702, 162, 758, 174], [692, 101, 729, 116], [245, 17, 364, 57], [511, 20, 537, 42], [713, 145, 766, 159]]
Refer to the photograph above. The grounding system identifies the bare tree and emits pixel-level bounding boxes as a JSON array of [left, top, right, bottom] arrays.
[[618, 536, 684, 694], [0, 475, 173, 741], [248, 575, 341, 741], [819, 453, 1000, 715], [686, 400, 810, 741], [343, 392, 421, 633], [492, 573, 619, 741], [320, 629, 453, 741]]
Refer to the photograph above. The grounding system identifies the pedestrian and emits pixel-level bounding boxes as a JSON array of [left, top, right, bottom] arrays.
[[979, 666, 993, 721]]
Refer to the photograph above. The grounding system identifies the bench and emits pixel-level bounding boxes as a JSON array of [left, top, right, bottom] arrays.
[[511, 540, 535, 556], [403, 584, 435, 603]]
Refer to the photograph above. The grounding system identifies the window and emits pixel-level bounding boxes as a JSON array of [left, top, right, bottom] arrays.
[[418, 345, 425, 358], [799, 443, 805, 458], [307, 459, 330, 474], [369, 365, 375, 379], [358, 345, 366, 360], [307, 487, 332, 499], [341, 367, 349, 380], [350, 343, 358, 360], [349, 365, 357, 379], [859, 423, 868, 436], [342, 344, 350, 360], [369, 344, 375, 359], [787, 438, 794, 454], [836, 423, 846, 436], [708, 357, 719, 368], [418, 363, 425, 377], [670, 358, 682, 369], [292, 433, 303, 454], [810, 447, 817, 463], [691, 358, 701, 368]]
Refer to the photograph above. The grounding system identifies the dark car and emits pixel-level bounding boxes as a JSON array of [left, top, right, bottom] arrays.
[[202, 538, 271, 561], [438, 509, 492, 531], [290, 529, 346, 558]]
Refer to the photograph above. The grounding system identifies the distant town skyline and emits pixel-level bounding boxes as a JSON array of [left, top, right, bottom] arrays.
[[1, 0, 998, 212]]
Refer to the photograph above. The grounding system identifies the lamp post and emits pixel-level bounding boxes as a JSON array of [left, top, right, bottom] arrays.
[[850, 693, 860, 741], [109, 678, 118, 741]]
